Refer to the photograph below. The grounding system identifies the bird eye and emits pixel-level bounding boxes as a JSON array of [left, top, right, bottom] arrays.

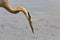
[[28, 12, 31, 20]]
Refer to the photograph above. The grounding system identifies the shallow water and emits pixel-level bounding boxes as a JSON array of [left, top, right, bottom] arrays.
[[0, 0, 60, 40]]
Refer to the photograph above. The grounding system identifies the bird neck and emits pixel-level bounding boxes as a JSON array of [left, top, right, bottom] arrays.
[[17, 6, 29, 19], [2, 1, 19, 13]]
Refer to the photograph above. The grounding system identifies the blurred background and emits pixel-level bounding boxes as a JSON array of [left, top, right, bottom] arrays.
[[0, 0, 60, 40]]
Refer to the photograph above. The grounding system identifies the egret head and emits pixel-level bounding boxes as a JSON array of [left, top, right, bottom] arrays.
[[17, 6, 34, 34]]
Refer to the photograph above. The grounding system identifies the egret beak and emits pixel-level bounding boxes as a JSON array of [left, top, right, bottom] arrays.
[[28, 12, 34, 34]]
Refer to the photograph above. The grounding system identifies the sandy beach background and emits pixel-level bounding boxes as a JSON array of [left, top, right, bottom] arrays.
[[0, 0, 60, 40]]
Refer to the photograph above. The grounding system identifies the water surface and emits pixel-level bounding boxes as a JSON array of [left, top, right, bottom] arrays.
[[0, 0, 60, 40]]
